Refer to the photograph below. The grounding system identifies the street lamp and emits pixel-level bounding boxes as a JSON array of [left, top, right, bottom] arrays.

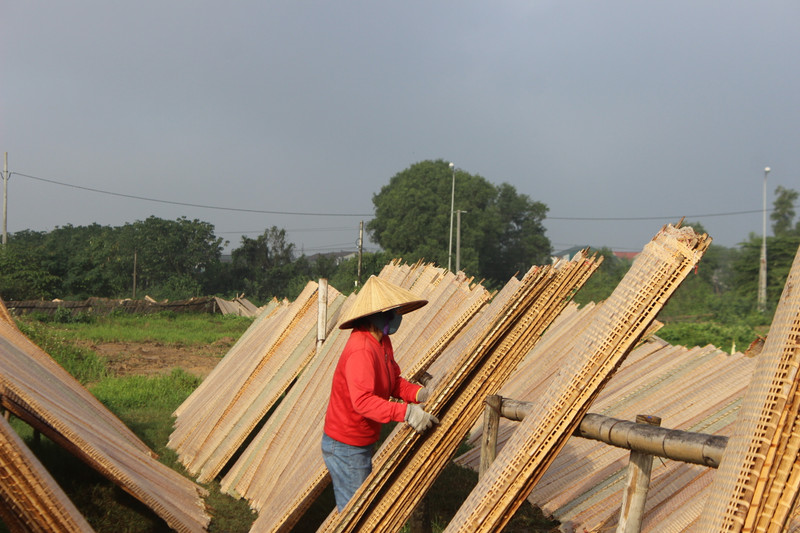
[[456, 209, 467, 273], [448, 162, 455, 271], [758, 166, 770, 312]]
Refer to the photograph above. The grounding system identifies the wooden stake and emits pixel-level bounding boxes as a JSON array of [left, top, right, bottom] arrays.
[[479, 395, 502, 478], [617, 415, 661, 533], [317, 279, 328, 353]]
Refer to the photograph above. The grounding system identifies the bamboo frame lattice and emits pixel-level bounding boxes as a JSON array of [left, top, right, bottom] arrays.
[[698, 244, 800, 533], [319, 250, 602, 532], [0, 413, 94, 532], [0, 311, 210, 532], [444, 223, 710, 533]]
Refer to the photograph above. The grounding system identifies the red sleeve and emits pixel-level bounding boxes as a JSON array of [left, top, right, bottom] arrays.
[[345, 350, 408, 423], [384, 337, 422, 404], [390, 356, 423, 404]]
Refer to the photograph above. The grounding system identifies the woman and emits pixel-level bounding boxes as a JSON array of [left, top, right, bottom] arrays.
[[322, 275, 439, 511]]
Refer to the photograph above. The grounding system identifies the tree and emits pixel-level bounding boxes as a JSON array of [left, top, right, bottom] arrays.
[[328, 251, 393, 293], [478, 182, 551, 282], [10, 224, 122, 299], [573, 247, 631, 305], [771, 186, 799, 237], [368, 160, 551, 285], [231, 226, 298, 301], [0, 244, 59, 300], [118, 217, 225, 299]]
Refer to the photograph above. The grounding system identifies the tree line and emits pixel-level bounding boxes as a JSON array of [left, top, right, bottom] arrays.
[[0, 216, 384, 304], [1, 160, 798, 325], [0, 160, 550, 303]]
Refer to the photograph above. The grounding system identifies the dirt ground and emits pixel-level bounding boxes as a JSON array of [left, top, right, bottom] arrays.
[[77, 338, 237, 378]]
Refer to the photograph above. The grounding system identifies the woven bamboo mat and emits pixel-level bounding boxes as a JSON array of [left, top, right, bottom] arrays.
[[173, 296, 288, 420], [698, 244, 800, 533], [0, 318, 210, 532], [444, 224, 710, 533], [0, 414, 94, 532], [786, 499, 800, 532], [318, 251, 601, 532], [169, 281, 346, 483], [233, 263, 492, 532]]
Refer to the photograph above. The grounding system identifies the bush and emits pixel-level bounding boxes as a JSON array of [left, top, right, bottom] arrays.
[[51, 306, 95, 324], [658, 321, 761, 354]]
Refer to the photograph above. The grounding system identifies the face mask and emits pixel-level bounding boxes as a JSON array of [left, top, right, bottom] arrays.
[[369, 310, 403, 336], [384, 311, 402, 336]]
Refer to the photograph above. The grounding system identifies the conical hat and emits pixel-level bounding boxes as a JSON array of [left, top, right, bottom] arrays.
[[338, 275, 428, 329]]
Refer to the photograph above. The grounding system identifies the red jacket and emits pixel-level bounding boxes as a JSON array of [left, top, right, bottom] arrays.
[[324, 327, 422, 446]]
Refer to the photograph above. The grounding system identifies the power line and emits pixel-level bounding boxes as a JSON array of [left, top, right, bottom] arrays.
[[12, 170, 797, 222], [548, 209, 769, 221], [12, 172, 373, 217], [219, 226, 358, 234]]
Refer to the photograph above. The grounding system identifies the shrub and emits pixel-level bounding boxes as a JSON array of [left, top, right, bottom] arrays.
[[658, 321, 760, 354]]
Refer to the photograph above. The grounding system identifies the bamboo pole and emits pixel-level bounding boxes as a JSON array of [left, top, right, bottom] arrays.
[[317, 278, 328, 353], [495, 398, 728, 467], [617, 414, 661, 533]]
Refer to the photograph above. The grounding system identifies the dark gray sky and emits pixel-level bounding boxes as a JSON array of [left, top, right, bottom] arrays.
[[2, 2, 798, 256]]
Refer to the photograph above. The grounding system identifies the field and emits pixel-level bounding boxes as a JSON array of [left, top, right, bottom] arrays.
[[5, 312, 557, 533]]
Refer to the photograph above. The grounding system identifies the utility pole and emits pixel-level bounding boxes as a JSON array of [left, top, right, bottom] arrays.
[[356, 221, 364, 287], [132, 250, 138, 299], [758, 166, 770, 313], [2, 152, 8, 246]]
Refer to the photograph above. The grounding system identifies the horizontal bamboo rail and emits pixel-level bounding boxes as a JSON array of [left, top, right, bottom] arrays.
[[492, 397, 728, 468], [478, 395, 730, 531]]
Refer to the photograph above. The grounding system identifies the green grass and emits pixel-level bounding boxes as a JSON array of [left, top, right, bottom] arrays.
[[14, 318, 109, 384], [20, 311, 254, 345], [91, 369, 202, 412]]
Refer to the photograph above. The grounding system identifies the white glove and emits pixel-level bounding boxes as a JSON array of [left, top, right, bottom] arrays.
[[416, 386, 431, 403], [405, 403, 439, 434]]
